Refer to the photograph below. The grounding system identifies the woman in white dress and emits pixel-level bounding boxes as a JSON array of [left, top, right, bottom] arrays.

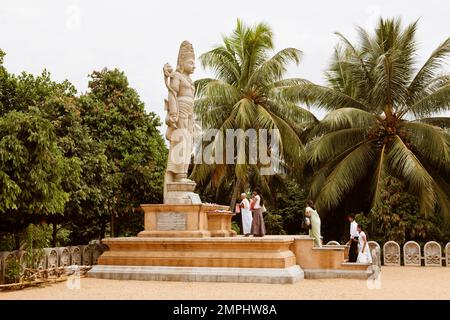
[[240, 193, 252, 236], [305, 200, 322, 247], [356, 225, 372, 263]]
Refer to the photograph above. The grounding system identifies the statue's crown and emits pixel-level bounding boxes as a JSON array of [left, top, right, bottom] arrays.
[[177, 41, 195, 71]]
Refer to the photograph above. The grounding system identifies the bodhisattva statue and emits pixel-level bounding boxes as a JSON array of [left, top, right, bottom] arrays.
[[163, 41, 196, 198]]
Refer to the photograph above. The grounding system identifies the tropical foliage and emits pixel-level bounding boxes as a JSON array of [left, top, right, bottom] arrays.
[[0, 50, 167, 249], [1, 16, 450, 244], [192, 20, 317, 207], [362, 177, 438, 243], [279, 18, 450, 220]]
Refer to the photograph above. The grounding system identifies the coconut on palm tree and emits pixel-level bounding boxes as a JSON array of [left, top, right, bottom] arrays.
[[280, 17, 450, 219], [192, 19, 317, 207]]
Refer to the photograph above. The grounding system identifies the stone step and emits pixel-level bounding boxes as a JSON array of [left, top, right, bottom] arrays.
[[88, 265, 304, 284], [303, 268, 373, 279]]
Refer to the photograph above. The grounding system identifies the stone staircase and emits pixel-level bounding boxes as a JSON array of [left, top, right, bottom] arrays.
[[89, 235, 375, 283], [291, 237, 373, 279]]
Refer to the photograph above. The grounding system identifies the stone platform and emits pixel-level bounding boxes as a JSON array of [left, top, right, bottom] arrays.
[[88, 236, 374, 283], [95, 236, 297, 268]]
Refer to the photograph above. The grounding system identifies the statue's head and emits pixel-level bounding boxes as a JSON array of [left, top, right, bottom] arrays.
[[176, 41, 195, 75]]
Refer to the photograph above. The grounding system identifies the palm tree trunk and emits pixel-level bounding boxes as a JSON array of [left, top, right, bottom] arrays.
[[384, 104, 394, 120], [229, 177, 242, 211]]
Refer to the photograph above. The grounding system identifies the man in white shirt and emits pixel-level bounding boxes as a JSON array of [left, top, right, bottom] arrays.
[[240, 193, 252, 236], [346, 214, 359, 262]]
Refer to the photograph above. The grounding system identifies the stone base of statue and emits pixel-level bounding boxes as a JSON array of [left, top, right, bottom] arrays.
[[137, 203, 236, 238], [88, 236, 375, 283], [164, 180, 201, 205]]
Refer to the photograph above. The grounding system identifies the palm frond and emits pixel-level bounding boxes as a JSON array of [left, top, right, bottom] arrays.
[[273, 78, 309, 88], [334, 31, 373, 86], [408, 37, 450, 103], [195, 78, 215, 98], [248, 48, 302, 87], [235, 98, 256, 129], [401, 121, 450, 173], [316, 141, 376, 211], [200, 46, 240, 84], [308, 128, 368, 167], [385, 135, 436, 215], [319, 108, 377, 130], [409, 83, 450, 116], [417, 117, 450, 129], [279, 81, 370, 111], [370, 144, 388, 211]]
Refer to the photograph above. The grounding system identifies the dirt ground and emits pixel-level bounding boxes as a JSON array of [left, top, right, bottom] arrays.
[[1, 267, 449, 300]]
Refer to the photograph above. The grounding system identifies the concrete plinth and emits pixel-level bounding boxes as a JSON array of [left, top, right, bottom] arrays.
[[88, 265, 304, 284], [137, 204, 236, 238], [164, 181, 199, 204], [89, 236, 375, 283], [96, 236, 297, 268]]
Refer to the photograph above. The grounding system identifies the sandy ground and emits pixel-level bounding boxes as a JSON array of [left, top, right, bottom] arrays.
[[1, 267, 449, 300]]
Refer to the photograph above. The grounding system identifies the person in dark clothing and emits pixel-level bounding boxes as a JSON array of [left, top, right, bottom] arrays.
[[346, 214, 359, 262]]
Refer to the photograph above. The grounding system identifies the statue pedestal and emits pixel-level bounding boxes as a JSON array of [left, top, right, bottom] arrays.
[[137, 203, 236, 238], [164, 181, 201, 205]]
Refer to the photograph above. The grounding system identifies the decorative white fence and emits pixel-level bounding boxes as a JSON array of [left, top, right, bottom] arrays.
[[326, 240, 450, 267], [0, 242, 108, 284]]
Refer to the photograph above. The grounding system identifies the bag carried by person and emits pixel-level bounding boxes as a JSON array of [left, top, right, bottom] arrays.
[[301, 216, 311, 230]]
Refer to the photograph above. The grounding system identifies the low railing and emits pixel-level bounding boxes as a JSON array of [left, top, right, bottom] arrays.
[[325, 240, 450, 267], [0, 242, 108, 284]]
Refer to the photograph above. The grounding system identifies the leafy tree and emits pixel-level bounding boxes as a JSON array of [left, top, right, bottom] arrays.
[[281, 18, 450, 220], [37, 92, 112, 245], [79, 68, 167, 237], [269, 179, 308, 235], [193, 20, 317, 208], [354, 177, 446, 244], [0, 111, 72, 248]]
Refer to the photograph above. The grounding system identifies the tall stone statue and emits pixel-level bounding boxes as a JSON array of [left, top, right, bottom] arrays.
[[163, 41, 200, 204]]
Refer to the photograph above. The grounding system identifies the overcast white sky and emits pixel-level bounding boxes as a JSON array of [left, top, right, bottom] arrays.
[[1, 0, 449, 127]]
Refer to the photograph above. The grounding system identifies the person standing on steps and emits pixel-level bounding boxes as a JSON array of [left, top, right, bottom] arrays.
[[346, 214, 359, 262], [356, 224, 372, 264], [240, 193, 252, 237], [250, 188, 266, 237], [304, 200, 322, 247]]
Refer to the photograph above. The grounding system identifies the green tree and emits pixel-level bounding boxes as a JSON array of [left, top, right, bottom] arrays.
[[37, 91, 111, 245], [0, 111, 71, 248], [269, 179, 308, 235], [281, 18, 450, 220], [80, 68, 167, 237], [355, 177, 446, 244], [193, 20, 317, 208]]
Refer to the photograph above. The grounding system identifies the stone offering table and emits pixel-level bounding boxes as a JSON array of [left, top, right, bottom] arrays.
[[206, 210, 236, 237]]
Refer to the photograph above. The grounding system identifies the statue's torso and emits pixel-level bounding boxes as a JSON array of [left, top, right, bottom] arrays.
[[175, 72, 195, 101], [174, 72, 195, 120]]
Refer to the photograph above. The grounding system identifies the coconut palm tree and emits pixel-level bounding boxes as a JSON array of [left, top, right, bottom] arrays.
[[192, 20, 317, 208], [279, 17, 450, 218]]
